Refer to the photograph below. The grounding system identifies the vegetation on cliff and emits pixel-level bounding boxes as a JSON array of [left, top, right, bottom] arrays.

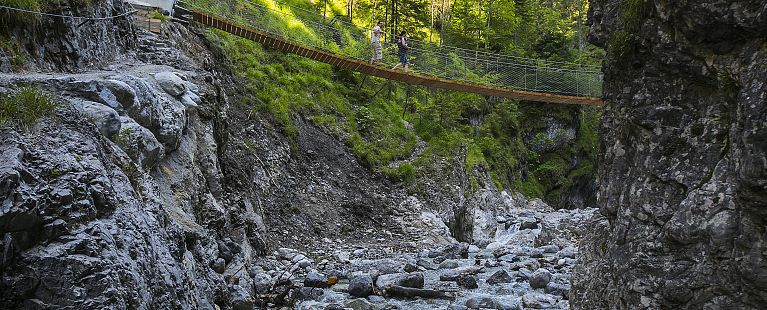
[[202, 0, 602, 207]]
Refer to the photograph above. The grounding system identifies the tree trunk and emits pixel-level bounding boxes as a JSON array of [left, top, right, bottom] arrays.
[[430, 0, 435, 43]]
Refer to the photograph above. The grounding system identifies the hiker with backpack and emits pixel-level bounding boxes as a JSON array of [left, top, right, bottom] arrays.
[[392, 30, 410, 71]]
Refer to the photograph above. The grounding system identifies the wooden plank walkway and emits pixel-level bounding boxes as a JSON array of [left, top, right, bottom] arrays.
[[190, 11, 603, 106]]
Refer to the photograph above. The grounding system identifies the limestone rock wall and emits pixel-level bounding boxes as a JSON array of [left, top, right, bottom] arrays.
[[0, 0, 136, 72], [572, 0, 766, 309]]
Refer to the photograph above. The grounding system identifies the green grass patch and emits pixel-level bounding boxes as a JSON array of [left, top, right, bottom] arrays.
[[0, 86, 57, 127], [151, 10, 169, 23]]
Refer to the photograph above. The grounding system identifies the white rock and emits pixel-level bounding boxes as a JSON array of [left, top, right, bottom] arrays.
[[154, 72, 186, 96]]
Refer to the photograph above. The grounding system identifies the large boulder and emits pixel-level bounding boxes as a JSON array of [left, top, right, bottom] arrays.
[[304, 272, 329, 288], [528, 268, 551, 289], [154, 72, 186, 96], [456, 274, 478, 289], [112, 75, 187, 152], [348, 273, 373, 297], [351, 259, 403, 275], [486, 270, 513, 285], [374, 272, 424, 289], [229, 284, 254, 310], [345, 298, 375, 310], [465, 296, 521, 310]]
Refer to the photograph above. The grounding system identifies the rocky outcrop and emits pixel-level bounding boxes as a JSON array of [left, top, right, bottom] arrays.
[[573, 0, 767, 309], [0, 1, 259, 307], [0, 0, 135, 72]]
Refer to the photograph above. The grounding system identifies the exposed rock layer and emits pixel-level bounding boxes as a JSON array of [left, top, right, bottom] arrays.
[[573, 0, 766, 309]]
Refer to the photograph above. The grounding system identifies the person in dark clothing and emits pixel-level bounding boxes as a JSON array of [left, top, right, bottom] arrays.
[[392, 30, 410, 71]]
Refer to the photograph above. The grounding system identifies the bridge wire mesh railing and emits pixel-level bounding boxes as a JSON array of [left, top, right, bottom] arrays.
[[179, 0, 603, 97]]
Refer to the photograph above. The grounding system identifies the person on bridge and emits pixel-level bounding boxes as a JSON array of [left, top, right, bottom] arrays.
[[370, 21, 384, 64], [392, 30, 411, 71]]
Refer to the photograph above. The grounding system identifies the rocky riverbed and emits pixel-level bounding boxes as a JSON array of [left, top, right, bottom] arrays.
[[243, 204, 595, 310]]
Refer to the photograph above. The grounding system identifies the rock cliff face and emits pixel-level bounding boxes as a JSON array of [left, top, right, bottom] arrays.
[[573, 0, 766, 309], [0, 0, 135, 72]]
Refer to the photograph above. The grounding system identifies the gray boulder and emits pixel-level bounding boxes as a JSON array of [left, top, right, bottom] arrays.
[[540, 244, 559, 253], [486, 270, 513, 285], [557, 246, 577, 259], [295, 287, 323, 301], [375, 272, 424, 289], [180, 93, 199, 109], [74, 100, 120, 138], [229, 284, 254, 310], [113, 75, 187, 151], [529, 268, 551, 289], [465, 296, 495, 309], [252, 273, 273, 293], [57, 78, 129, 113], [438, 259, 460, 269], [348, 273, 373, 297], [345, 298, 375, 310], [465, 296, 520, 310], [102, 79, 136, 109], [518, 217, 538, 230], [522, 292, 556, 309], [304, 272, 329, 288], [457, 274, 478, 289], [440, 266, 482, 281], [154, 72, 186, 96], [351, 259, 402, 275]]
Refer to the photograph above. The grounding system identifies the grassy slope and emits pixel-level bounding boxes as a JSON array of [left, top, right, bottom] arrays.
[[208, 27, 600, 205]]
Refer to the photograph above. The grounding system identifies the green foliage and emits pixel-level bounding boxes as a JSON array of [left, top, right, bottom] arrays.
[[384, 163, 416, 184], [151, 10, 169, 23], [533, 31, 573, 62], [206, 0, 602, 205], [0, 86, 57, 128]]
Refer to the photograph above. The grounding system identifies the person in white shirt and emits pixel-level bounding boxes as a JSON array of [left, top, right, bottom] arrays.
[[370, 21, 384, 64]]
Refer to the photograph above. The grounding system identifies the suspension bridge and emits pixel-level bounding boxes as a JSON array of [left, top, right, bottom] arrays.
[[173, 0, 603, 105], [0, 0, 604, 105]]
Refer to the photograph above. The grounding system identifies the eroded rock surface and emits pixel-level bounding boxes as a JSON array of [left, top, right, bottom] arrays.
[[573, 0, 767, 309]]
